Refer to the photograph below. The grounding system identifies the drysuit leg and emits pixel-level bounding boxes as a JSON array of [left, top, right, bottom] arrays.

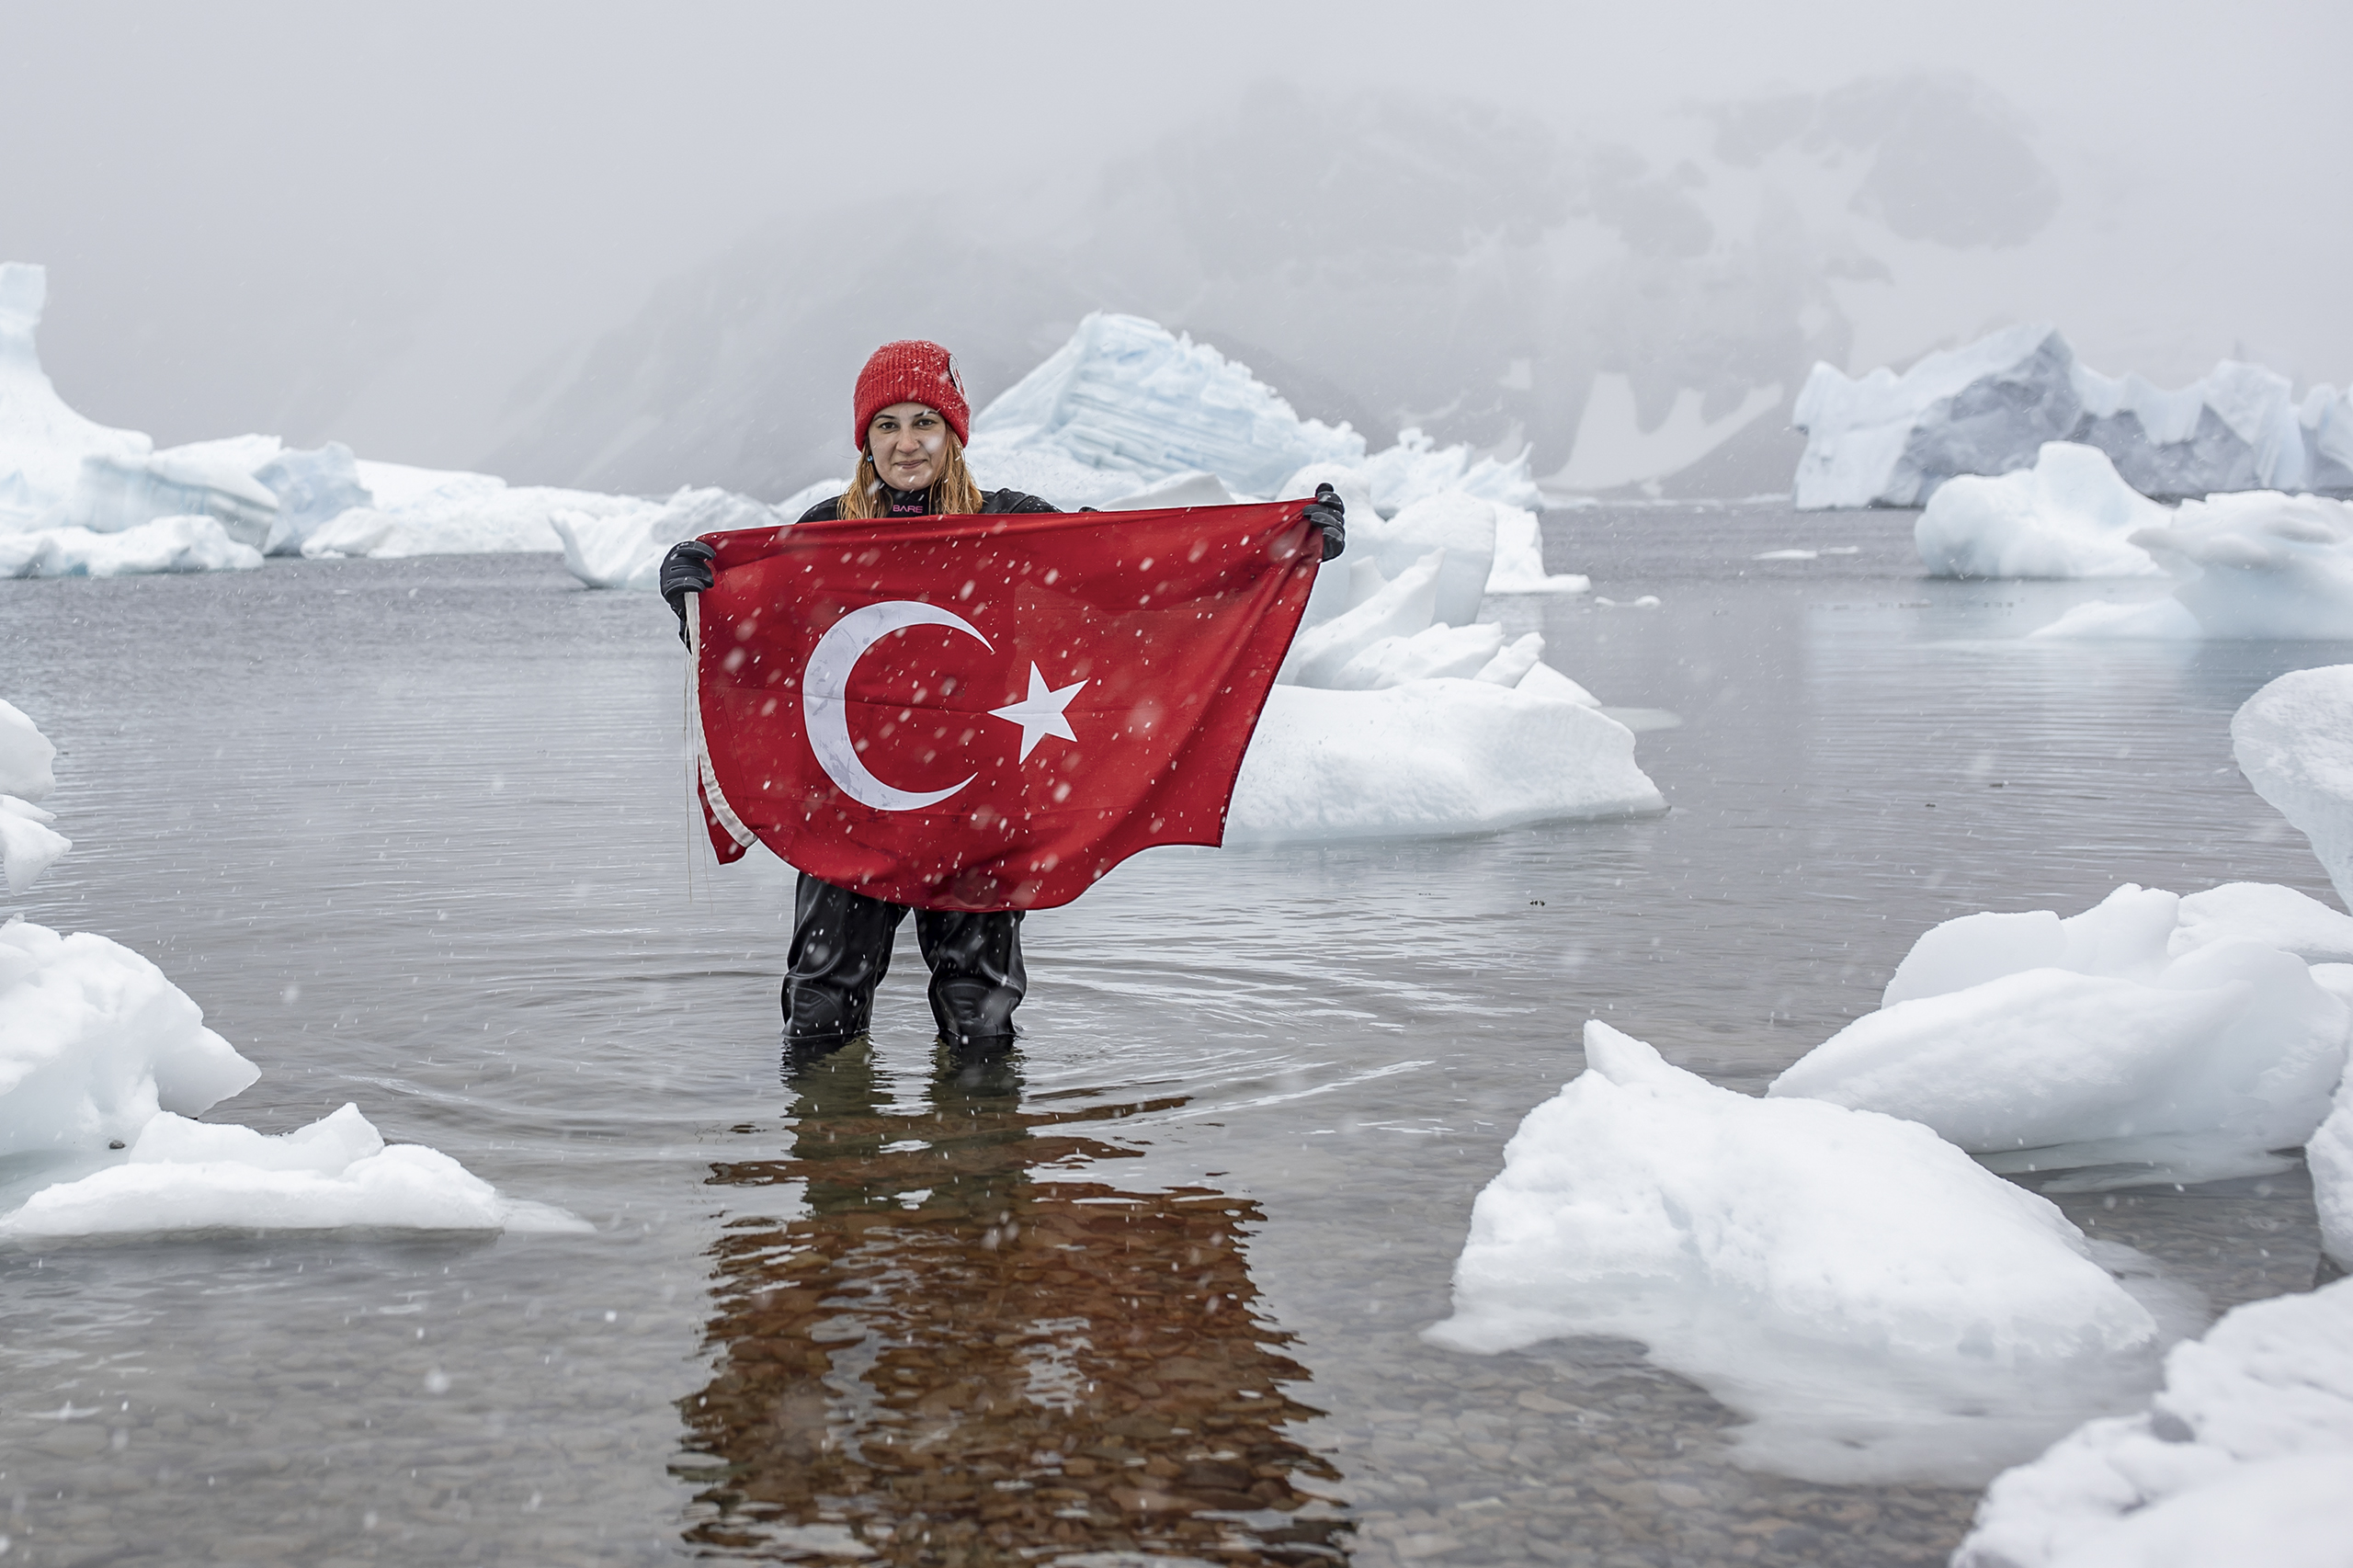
[[783, 873, 908, 1048], [913, 908, 1027, 1050]]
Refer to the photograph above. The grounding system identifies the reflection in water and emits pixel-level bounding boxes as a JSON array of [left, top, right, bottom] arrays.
[[681, 1041, 1350, 1564]]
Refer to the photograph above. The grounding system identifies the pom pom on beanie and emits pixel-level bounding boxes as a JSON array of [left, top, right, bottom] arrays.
[[853, 340, 971, 450]]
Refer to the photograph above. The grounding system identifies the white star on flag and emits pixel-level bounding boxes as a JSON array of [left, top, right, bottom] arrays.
[[988, 663, 1087, 761]]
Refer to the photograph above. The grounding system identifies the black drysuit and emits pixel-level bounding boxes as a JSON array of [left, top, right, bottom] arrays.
[[782, 484, 1057, 1054]]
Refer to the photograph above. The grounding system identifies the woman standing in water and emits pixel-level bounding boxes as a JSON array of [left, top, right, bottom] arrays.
[[660, 339, 1343, 1062]]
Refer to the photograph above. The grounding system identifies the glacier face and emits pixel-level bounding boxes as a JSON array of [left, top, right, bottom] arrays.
[[1794, 324, 2353, 509]]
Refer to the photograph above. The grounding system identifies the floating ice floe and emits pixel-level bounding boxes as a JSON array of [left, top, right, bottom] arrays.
[[0, 700, 583, 1235], [0, 1103, 588, 1236], [1, 698, 69, 894], [0, 514, 263, 580], [1916, 443, 2169, 579], [2029, 491, 2353, 640], [1769, 882, 2352, 1190], [1954, 1278, 2353, 1568], [1793, 324, 2353, 509], [1427, 1020, 2182, 1484], [2234, 666, 2353, 911]]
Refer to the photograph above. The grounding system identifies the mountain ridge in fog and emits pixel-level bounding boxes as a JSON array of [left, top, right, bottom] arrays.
[[484, 73, 2074, 502]]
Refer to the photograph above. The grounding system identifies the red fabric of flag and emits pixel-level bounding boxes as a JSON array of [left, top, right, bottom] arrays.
[[690, 500, 1321, 911]]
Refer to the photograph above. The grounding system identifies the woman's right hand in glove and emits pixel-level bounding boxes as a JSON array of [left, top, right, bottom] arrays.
[[661, 540, 717, 646]]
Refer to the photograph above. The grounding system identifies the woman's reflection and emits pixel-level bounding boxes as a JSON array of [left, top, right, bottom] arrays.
[[681, 1040, 1350, 1564]]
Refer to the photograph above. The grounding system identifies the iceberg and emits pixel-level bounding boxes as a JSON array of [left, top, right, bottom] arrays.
[[255, 441, 371, 553], [2028, 492, 2353, 639], [46, 444, 280, 547], [2234, 666, 2353, 910], [969, 312, 1368, 499], [1955, 1278, 2353, 1568], [1916, 442, 2169, 578], [1427, 1020, 2177, 1484], [0, 513, 263, 580], [1793, 324, 2353, 509], [2315, 1071, 2353, 1276], [1, 698, 69, 894], [552, 486, 781, 591], [304, 461, 642, 559], [1769, 884, 2352, 1189], [0, 262, 150, 525], [0, 1102, 589, 1236]]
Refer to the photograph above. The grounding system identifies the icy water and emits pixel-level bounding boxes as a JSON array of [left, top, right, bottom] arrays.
[[1, 504, 2339, 1567]]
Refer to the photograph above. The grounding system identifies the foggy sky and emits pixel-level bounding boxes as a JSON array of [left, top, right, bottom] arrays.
[[3, 0, 2347, 471]]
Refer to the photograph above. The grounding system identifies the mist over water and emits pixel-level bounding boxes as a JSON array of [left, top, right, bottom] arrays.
[[4, 1, 2347, 494]]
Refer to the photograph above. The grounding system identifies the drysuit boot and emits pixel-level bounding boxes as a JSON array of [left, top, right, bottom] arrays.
[[783, 872, 1026, 1052]]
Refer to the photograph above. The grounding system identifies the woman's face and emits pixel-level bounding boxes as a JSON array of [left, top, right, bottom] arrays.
[[867, 402, 949, 493]]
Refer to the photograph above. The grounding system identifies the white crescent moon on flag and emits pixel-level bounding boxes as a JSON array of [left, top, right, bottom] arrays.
[[802, 600, 993, 812]]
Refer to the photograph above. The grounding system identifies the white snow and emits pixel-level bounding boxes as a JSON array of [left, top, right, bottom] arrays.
[[1224, 680, 1660, 843], [1955, 1278, 2353, 1568], [1771, 883, 2352, 1189], [0, 514, 263, 579], [2234, 667, 2353, 910], [0, 919, 259, 1158], [1916, 443, 2169, 579], [552, 486, 781, 591], [1428, 1020, 2177, 1484], [970, 312, 1368, 499], [0, 1102, 589, 1236], [1793, 324, 2353, 509], [0, 698, 68, 895], [0, 263, 150, 525]]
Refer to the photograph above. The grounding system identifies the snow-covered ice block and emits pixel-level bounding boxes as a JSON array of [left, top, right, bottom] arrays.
[[0, 801, 70, 894], [1429, 1021, 2173, 1484], [0, 920, 258, 1158], [1279, 551, 1443, 687], [1328, 622, 1506, 690], [0, 515, 263, 578], [1485, 503, 1589, 595], [2313, 1070, 2353, 1275], [1518, 660, 1600, 707], [553, 486, 780, 592], [0, 698, 56, 802], [1358, 426, 1541, 514], [1474, 631, 1545, 687], [971, 312, 1365, 499], [2235, 667, 2353, 911], [1774, 884, 2351, 1189], [963, 444, 1142, 511], [1099, 470, 1234, 511], [255, 442, 372, 554], [2168, 882, 2353, 965], [48, 446, 279, 548], [1955, 1278, 2353, 1568], [0, 1102, 589, 1236], [0, 262, 151, 525], [2125, 491, 2353, 639], [1357, 492, 1496, 631], [1794, 324, 2343, 509], [1916, 443, 2169, 579], [1225, 679, 1660, 842]]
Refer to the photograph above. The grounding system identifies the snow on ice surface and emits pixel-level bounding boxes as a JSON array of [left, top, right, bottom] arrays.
[[1954, 1278, 2353, 1568], [0, 262, 150, 524], [2028, 492, 2353, 640], [1916, 443, 2169, 579], [552, 486, 782, 591], [1427, 1021, 2177, 1485], [0, 698, 68, 893], [2314, 1070, 2353, 1274], [969, 312, 1368, 499], [2234, 666, 2353, 911], [0, 514, 263, 579], [0, 1103, 590, 1236], [1792, 324, 2353, 509], [1223, 681, 1658, 843], [1770, 884, 2352, 1189], [0, 920, 259, 1158]]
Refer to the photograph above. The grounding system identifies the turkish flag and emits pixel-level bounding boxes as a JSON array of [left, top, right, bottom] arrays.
[[689, 501, 1321, 911]]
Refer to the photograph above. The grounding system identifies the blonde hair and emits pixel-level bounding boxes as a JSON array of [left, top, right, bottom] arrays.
[[837, 428, 986, 520]]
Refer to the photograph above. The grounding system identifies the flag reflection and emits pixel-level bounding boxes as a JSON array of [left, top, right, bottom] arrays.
[[681, 1040, 1350, 1564]]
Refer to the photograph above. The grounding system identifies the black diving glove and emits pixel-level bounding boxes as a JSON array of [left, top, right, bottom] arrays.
[[1302, 482, 1347, 562], [660, 540, 717, 646]]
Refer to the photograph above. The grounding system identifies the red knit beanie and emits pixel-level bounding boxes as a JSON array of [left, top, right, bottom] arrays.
[[853, 340, 971, 451]]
